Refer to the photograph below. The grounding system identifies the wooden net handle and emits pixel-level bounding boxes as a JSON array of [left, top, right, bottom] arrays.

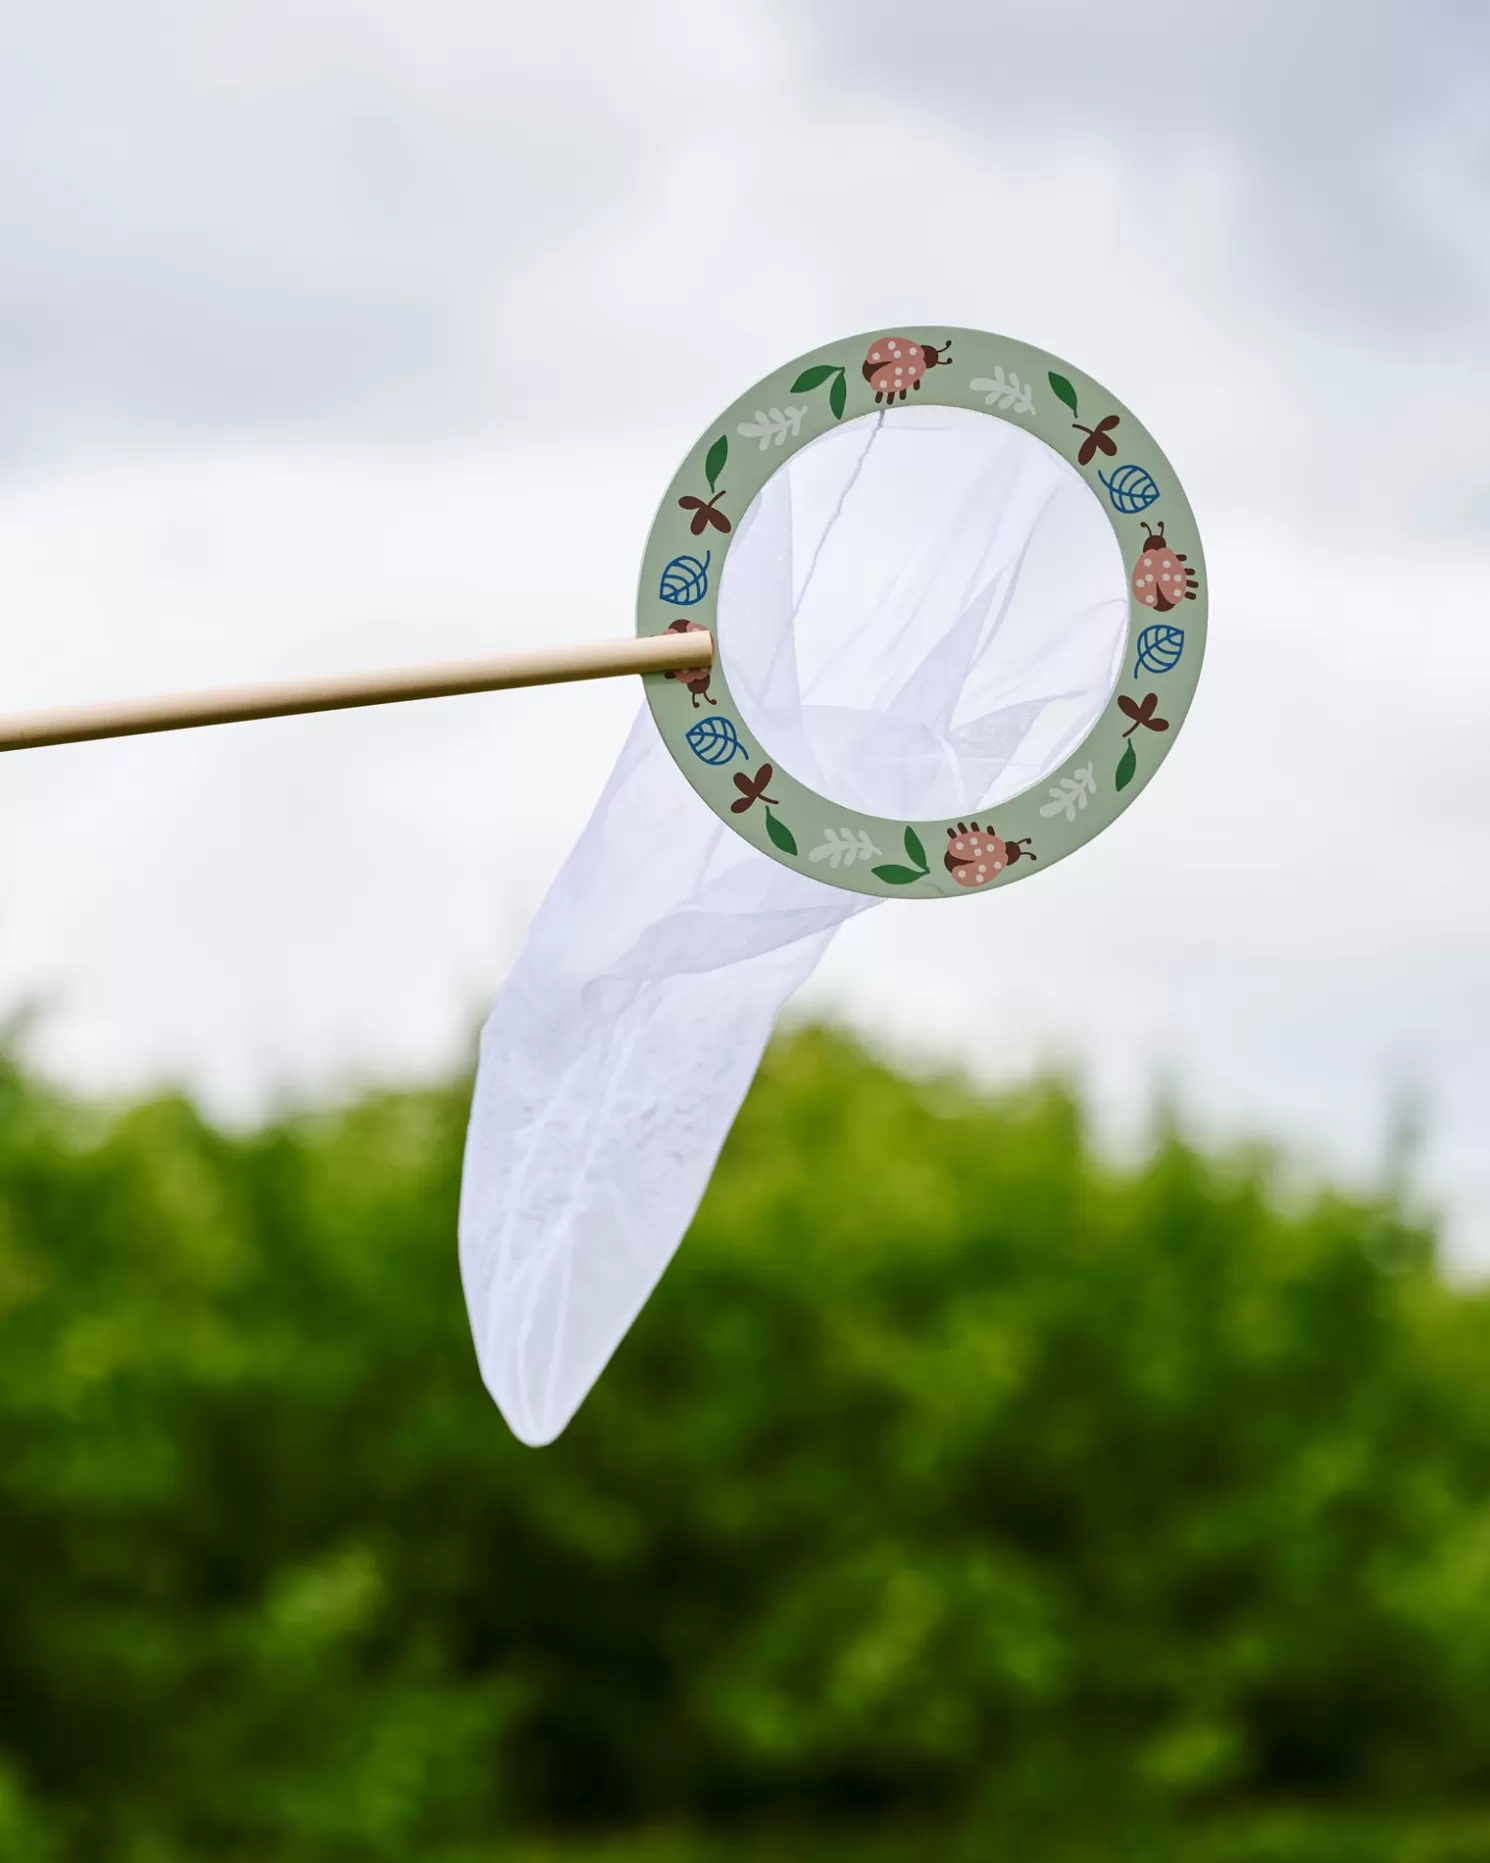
[[0, 632, 713, 753]]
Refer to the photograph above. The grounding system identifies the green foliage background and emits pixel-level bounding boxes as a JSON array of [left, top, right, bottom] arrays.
[[3, 1027, 1490, 1861]]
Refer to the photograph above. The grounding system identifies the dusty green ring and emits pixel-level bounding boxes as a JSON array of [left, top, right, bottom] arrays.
[[637, 327, 1206, 899]]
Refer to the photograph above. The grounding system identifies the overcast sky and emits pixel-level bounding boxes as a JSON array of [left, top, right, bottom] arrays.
[[0, 0, 1487, 1259]]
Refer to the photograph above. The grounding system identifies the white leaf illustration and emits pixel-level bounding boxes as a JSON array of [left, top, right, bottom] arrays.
[[1038, 762, 1097, 821], [808, 827, 883, 869], [737, 405, 808, 450], [969, 367, 1035, 416]]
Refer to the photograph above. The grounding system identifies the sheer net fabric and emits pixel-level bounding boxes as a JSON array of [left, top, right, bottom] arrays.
[[460, 408, 1127, 1444]]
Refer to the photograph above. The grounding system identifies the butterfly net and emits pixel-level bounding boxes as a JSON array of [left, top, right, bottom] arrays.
[[461, 406, 1128, 1443]]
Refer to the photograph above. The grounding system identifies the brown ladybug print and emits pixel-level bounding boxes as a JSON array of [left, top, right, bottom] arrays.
[[664, 619, 715, 708], [1131, 521, 1197, 612], [943, 821, 1035, 888], [862, 336, 952, 404]]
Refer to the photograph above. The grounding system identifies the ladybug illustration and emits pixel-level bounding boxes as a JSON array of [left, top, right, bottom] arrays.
[[1131, 522, 1198, 613], [943, 821, 1035, 888], [862, 336, 952, 404], [664, 619, 715, 707]]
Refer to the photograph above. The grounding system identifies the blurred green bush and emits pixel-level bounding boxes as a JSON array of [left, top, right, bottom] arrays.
[[1, 1027, 1489, 1862]]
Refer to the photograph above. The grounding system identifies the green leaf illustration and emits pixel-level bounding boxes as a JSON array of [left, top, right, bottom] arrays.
[[791, 364, 838, 392], [705, 435, 728, 494], [1048, 372, 1080, 418], [903, 825, 928, 871], [872, 864, 926, 885], [828, 369, 847, 421], [765, 810, 798, 856], [1115, 739, 1138, 791]]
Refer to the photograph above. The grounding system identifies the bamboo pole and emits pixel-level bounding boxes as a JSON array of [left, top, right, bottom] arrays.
[[0, 632, 714, 754]]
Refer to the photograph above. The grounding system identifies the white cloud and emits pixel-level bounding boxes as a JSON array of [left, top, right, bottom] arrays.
[[797, 0, 1490, 324], [0, 0, 776, 449]]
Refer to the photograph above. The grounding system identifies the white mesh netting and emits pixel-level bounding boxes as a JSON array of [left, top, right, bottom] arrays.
[[460, 407, 1128, 1443]]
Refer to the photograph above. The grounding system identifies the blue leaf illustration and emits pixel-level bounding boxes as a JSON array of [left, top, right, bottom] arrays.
[[659, 550, 711, 606], [1134, 623, 1185, 677], [686, 715, 749, 766], [1099, 463, 1161, 514]]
